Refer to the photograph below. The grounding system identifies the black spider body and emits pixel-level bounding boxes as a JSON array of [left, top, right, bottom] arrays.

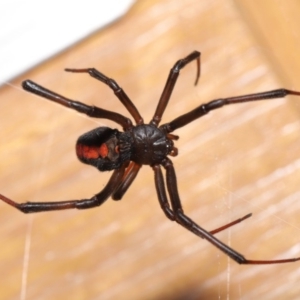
[[130, 124, 174, 165], [1, 51, 300, 265], [76, 127, 130, 171], [76, 124, 174, 171]]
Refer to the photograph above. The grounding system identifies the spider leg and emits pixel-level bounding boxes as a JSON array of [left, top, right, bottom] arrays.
[[22, 80, 132, 130], [161, 89, 300, 133], [65, 68, 143, 125], [155, 158, 300, 265], [209, 213, 252, 235], [112, 162, 142, 200], [0, 163, 126, 213], [153, 164, 252, 233], [151, 51, 201, 126]]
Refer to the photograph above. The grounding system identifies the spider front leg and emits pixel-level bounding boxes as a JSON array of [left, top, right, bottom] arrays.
[[22, 80, 133, 130], [65, 68, 143, 125], [151, 51, 201, 126], [154, 158, 300, 265], [0, 163, 127, 213], [161, 89, 300, 133]]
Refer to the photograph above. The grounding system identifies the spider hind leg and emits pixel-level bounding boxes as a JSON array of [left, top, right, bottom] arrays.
[[153, 158, 300, 265]]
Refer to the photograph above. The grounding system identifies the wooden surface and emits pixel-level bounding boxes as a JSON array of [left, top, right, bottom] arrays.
[[1, 1, 300, 299]]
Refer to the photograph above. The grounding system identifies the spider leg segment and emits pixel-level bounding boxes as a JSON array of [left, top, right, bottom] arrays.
[[209, 213, 252, 235], [152, 162, 251, 232], [161, 89, 300, 133], [22, 80, 133, 130], [0, 163, 127, 213], [151, 51, 201, 126], [112, 162, 142, 200], [65, 68, 143, 125], [153, 158, 300, 265]]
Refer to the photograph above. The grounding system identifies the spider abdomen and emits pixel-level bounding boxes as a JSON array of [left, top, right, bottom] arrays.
[[76, 127, 125, 171], [131, 124, 173, 165]]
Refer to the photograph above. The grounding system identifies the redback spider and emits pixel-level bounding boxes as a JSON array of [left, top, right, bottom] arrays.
[[1, 51, 300, 265]]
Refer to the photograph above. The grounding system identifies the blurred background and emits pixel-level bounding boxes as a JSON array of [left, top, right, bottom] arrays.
[[1, 0, 300, 299]]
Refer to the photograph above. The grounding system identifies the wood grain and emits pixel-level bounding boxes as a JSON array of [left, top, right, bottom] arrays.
[[1, 0, 300, 299]]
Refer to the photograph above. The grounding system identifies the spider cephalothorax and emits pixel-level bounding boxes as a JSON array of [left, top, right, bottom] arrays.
[[130, 124, 175, 165], [1, 51, 300, 265]]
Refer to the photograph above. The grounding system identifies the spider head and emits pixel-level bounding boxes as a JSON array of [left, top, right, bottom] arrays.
[[76, 127, 132, 171]]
